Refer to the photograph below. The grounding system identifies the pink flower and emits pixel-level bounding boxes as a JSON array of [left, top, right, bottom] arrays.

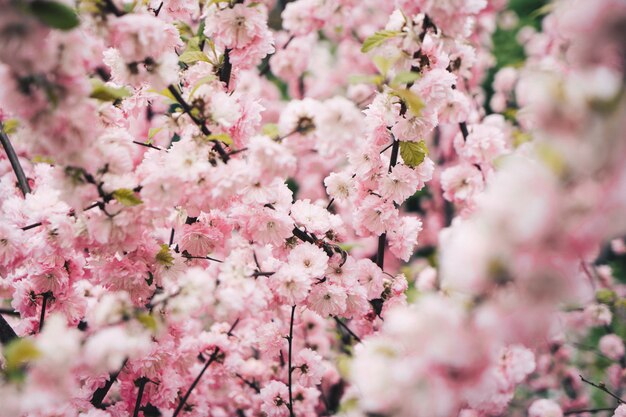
[[441, 163, 484, 205], [379, 164, 421, 204], [246, 207, 293, 246], [288, 242, 329, 279], [259, 381, 290, 417], [354, 195, 398, 236], [356, 259, 385, 299], [273, 265, 312, 305], [528, 399, 563, 417], [387, 216, 423, 261], [324, 171, 357, 202], [306, 283, 347, 317], [599, 334, 625, 361], [293, 348, 324, 386], [613, 404, 626, 417], [204, 4, 274, 69]]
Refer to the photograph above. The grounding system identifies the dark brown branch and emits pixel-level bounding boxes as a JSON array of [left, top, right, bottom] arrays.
[[219, 49, 233, 89], [172, 348, 220, 417], [166, 85, 230, 162], [0, 314, 18, 345], [38, 292, 51, 331], [287, 305, 296, 417], [459, 122, 469, 142], [580, 375, 625, 404], [1, 123, 30, 196], [91, 359, 128, 408], [133, 140, 163, 151], [133, 377, 149, 417], [565, 408, 615, 415], [375, 137, 400, 269], [333, 317, 362, 343]]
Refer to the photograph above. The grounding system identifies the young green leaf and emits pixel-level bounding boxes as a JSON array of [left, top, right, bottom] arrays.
[[3, 339, 41, 373], [361, 30, 403, 53], [206, 133, 233, 146], [178, 50, 210, 65], [399, 140, 429, 167], [391, 88, 425, 116], [89, 79, 131, 102], [29, 0, 80, 31], [112, 188, 143, 207], [391, 71, 421, 86]]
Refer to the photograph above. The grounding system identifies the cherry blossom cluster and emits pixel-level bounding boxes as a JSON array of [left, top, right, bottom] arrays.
[[0, 0, 625, 416]]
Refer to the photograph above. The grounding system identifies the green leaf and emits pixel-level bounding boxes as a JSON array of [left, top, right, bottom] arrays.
[[3, 339, 41, 373], [89, 79, 131, 102], [178, 50, 210, 65], [391, 71, 421, 85], [348, 74, 384, 85], [155, 244, 174, 267], [361, 30, 403, 53], [399, 140, 429, 168], [29, 0, 80, 31], [150, 87, 177, 103], [372, 55, 398, 76], [137, 313, 158, 332], [112, 188, 143, 207], [262, 123, 279, 139], [2, 119, 19, 135], [206, 133, 233, 146], [148, 127, 162, 140], [391, 88, 424, 116]]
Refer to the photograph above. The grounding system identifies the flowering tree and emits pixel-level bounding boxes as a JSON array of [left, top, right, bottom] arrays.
[[1, 0, 626, 416]]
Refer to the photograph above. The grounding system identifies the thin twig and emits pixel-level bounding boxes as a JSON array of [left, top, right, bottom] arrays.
[[91, 359, 128, 408], [39, 292, 51, 331], [333, 317, 362, 343], [133, 140, 163, 151], [172, 349, 220, 417], [287, 305, 296, 417], [166, 85, 230, 162], [564, 408, 615, 415], [1, 123, 30, 196], [375, 137, 400, 269], [580, 375, 625, 404], [459, 122, 469, 142], [133, 377, 149, 417]]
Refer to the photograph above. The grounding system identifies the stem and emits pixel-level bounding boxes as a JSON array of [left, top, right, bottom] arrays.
[[459, 122, 469, 142], [133, 140, 163, 151], [39, 292, 51, 331], [580, 375, 625, 404], [219, 49, 233, 89], [287, 305, 296, 417], [564, 408, 615, 415], [1, 123, 31, 196], [172, 348, 220, 417], [133, 377, 149, 417], [21, 222, 42, 231], [166, 85, 230, 162], [0, 308, 19, 316], [375, 138, 399, 269], [0, 314, 18, 345], [91, 359, 128, 408], [333, 317, 362, 343], [171, 319, 238, 417]]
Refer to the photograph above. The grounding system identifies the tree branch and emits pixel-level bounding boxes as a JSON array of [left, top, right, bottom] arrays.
[[1, 123, 30, 196], [287, 305, 296, 417]]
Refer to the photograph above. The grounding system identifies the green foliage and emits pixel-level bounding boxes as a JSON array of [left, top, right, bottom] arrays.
[[399, 140, 429, 167], [361, 30, 403, 53], [29, 0, 80, 30], [89, 79, 131, 102], [112, 188, 143, 207]]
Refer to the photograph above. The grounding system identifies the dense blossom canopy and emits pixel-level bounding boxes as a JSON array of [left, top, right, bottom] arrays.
[[0, 0, 625, 416]]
